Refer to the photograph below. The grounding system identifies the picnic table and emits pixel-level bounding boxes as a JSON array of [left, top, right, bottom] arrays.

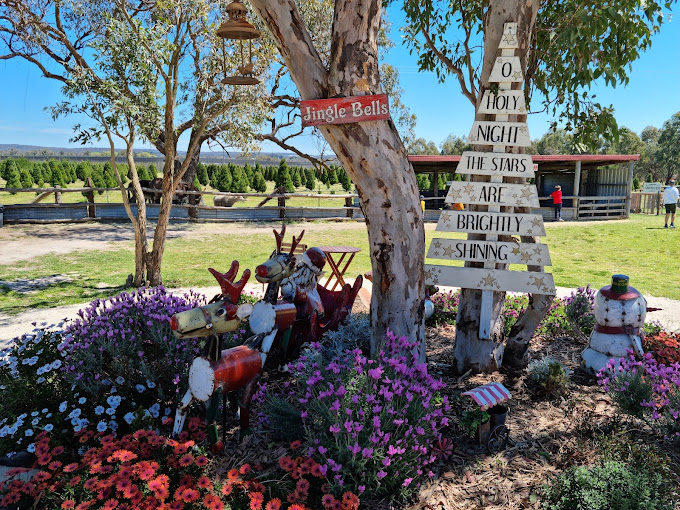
[[316, 245, 361, 291]]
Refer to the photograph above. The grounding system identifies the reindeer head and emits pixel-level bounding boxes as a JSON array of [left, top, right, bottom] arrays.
[[254, 224, 305, 284]]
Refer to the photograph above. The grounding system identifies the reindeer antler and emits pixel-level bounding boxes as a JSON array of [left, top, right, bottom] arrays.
[[273, 224, 286, 253], [208, 262, 251, 304], [288, 230, 305, 255]]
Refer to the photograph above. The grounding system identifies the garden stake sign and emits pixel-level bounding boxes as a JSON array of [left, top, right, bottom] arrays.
[[424, 22, 555, 338]]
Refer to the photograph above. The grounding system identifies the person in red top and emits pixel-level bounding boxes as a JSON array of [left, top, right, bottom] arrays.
[[550, 185, 564, 221]]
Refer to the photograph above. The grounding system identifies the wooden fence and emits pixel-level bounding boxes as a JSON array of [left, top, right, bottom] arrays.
[[0, 186, 360, 224], [630, 192, 663, 215]]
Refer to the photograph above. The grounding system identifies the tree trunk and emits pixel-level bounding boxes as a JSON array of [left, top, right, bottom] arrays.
[[453, 0, 551, 373], [251, 0, 426, 360]]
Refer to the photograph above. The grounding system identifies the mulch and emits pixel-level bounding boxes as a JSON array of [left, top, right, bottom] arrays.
[[208, 309, 680, 509]]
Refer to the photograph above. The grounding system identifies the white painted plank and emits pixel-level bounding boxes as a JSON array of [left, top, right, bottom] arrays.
[[436, 210, 546, 236], [498, 22, 519, 49], [468, 121, 531, 147], [478, 90, 526, 115], [427, 239, 552, 266], [456, 152, 534, 177], [489, 56, 524, 83], [445, 181, 540, 208], [424, 265, 556, 295]]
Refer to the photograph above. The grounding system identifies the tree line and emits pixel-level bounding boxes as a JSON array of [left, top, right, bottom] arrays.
[[0, 157, 353, 195]]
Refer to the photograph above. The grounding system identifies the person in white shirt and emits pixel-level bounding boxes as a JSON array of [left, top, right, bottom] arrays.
[[663, 178, 679, 228]]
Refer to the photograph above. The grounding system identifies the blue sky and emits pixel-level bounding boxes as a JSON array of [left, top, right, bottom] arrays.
[[0, 7, 678, 155]]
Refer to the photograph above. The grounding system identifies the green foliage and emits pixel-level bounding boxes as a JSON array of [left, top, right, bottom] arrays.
[[4, 160, 21, 192], [305, 168, 316, 191], [292, 167, 302, 187], [633, 176, 640, 190], [276, 159, 295, 192], [426, 290, 459, 327], [136, 163, 149, 181], [416, 174, 431, 190], [606, 367, 653, 419], [657, 111, 680, 182], [338, 167, 352, 191], [252, 171, 267, 192], [542, 461, 674, 510], [527, 356, 570, 395], [460, 409, 489, 438], [196, 163, 209, 186], [230, 165, 250, 193], [19, 168, 33, 188]]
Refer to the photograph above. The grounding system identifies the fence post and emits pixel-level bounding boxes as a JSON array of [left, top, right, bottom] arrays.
[[345, 196, 353, 218], [54, 185, 62, 204], [657, 192, 661, 216], [85, 177, 96, 218], [278, 194, 286, 219]]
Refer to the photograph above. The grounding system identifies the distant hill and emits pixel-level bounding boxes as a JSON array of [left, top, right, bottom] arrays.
[[0, 144, 332, 167]]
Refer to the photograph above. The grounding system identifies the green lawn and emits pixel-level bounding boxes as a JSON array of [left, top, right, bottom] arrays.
[[0, 214, 677, 315]]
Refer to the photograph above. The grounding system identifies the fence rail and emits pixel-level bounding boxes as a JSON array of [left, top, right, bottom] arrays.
[[630, 192, 664, 215]]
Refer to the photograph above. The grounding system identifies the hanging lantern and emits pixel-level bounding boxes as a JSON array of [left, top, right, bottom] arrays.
[[216, 1, 262, 85]]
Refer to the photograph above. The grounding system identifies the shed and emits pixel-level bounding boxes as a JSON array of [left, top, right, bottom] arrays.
[[409, 154, 640, 221]]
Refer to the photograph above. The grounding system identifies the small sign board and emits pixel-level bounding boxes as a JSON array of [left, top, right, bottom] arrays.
[[427, 239, 552, 265], [468, 121, 531, 147], [489, 56, 524, 83], [498, 23, 519, 49], [477, 90, 526, 115], [300, 94, 390, 127], [424, 265, 556, 295], [456, 152, 534, 177], [445, 181, 540, 208], [436, 210, 546, 236], [643, 182, 662, 193]]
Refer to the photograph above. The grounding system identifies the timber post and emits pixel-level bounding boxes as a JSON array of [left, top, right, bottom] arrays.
[[85, 177, 96, 218]]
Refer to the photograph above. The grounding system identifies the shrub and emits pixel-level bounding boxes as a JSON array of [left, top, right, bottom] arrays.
[[0, 287, 205, 455], [527, 356, 571, 394], [503, 295, 527, 336], [542, 460, 675, 510], [426, 290, 459, 326], [459, 409, 489, 438], [563, 285, 596, 336], [265, 330, 451, 502], [598, 351, 680, 437], [498, 295, 571, 337]]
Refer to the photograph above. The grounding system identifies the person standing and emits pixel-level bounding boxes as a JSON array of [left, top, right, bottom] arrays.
[[550, 185, 564, 221], [663, 178, 679, 228]]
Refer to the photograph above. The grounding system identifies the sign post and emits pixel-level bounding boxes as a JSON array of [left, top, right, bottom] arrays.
[[424, 22, 555, 339]]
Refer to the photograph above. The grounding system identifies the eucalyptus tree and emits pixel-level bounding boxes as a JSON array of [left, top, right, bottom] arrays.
[[657, 112, 680, 182], [391, 0, 675, 372]]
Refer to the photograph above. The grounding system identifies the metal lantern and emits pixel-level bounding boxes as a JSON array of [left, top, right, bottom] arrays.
[[216, 1, 261, 85]]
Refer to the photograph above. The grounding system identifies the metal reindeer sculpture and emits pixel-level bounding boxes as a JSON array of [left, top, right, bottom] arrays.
[[170, 225, 361, 441]]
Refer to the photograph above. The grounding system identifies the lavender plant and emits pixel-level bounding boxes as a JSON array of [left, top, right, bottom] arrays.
[[0, 287, 205, 455], [267, 330, 451, 502], [563, 285, 596, 336], [598, 351, 680, 438], [426, 290, 459, 326]]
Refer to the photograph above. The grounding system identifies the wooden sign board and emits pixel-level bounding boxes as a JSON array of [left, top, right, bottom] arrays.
[[489, 56, 524, 83], [427, 239, 552, 266], [437, 210, 546, 236], [478, 90, 526, 115], [445, 181, 540, 208], [424, 265, 556, 295], [456, 152, 534, 177], [642, 182, 662, 193], [468, 121, 531, 147], [300, 94, 390, 127], [498, 23, 518, 49]]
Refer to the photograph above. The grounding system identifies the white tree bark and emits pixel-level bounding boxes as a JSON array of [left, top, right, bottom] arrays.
[[250, 0, 426, 360]]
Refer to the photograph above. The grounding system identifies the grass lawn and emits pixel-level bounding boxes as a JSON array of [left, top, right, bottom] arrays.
[[0, 213, 677, 314]]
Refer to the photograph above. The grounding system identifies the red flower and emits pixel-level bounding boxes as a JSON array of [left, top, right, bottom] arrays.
[[342, 491, 360, 510], [102, 499, 118, 510], [195, 455, 208, 467], [178, 487, 199, 503], [249, 491, 264, 510], [63, 463, 80, 473], [289, 505, 310, 510], [36, 454, 52, 465], [265, 500, 282, 510], [108, 449, 137, 463], [321, 494, 335, 509], [116, 478, 132, 492], [222, 483, 234, 496], [289, 440, 302, 449], [197, 476, 213, 490], [178, 454, 194, 467], [33, 471, 51, 482], [68, 476, 82, 487], [203, 494, 222, 510], [51, 446, 65, 456], [61, 501, 76, 509], [239, 463, 251, 475]]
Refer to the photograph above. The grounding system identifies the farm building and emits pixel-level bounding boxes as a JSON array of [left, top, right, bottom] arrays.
[[410, 154, 640, 221]]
